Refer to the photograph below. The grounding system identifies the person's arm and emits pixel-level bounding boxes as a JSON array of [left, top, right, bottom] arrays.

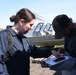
[[0, 31, 9, 74], [28, 40, 52, 58]]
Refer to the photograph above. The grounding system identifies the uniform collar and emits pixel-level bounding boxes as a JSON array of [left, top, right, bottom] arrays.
[[6, 25, 18, 36]]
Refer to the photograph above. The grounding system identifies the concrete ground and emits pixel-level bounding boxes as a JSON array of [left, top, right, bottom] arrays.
[[30, 57, 61, 75]]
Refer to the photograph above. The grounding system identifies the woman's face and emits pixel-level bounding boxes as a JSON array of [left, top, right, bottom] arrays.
[[21, 19, 35, 34]]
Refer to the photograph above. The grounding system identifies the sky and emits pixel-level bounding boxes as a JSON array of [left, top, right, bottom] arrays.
[[0, 0, 76, 28]]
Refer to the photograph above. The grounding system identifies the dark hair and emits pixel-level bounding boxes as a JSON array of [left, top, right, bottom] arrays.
[[10, 8, 35, 24]]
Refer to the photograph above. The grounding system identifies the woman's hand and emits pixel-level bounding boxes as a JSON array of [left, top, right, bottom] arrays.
[[51, 50, 64, 58]]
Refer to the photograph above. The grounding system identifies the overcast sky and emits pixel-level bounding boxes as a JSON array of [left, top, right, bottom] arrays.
[[0, 0, 76, 28]]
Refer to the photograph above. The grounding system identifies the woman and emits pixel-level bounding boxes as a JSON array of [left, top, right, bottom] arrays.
[[0, 8, 52, 75]]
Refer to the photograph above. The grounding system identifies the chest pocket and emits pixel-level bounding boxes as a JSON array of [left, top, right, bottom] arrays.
[[22, 39, 30, 51]]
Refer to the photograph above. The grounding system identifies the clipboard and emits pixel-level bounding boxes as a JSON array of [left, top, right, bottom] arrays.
[[43, 56, 69, 67]]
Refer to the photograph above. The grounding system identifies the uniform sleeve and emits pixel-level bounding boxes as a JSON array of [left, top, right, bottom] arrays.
[[28, 40, 52, 58], [0, 35, 5, 61], [0, 31, 9, 74]]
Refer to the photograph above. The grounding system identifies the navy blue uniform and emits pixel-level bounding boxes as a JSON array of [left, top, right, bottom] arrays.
[[0, 26, 52, 75]]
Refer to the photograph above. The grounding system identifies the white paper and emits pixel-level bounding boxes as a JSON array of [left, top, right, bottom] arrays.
[[44, 56, 69, 66]]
